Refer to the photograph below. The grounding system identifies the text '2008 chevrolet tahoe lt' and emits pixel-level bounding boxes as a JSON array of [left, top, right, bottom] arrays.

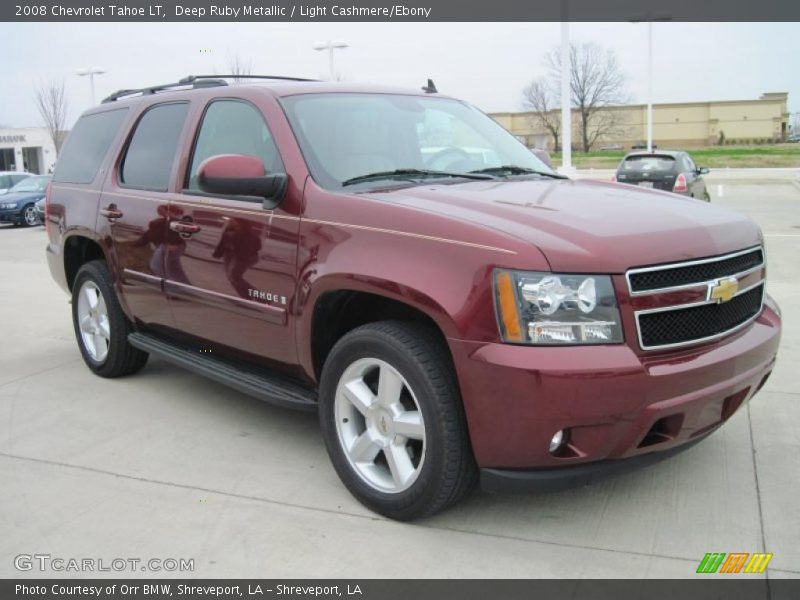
[[44, 75, 781, 520]]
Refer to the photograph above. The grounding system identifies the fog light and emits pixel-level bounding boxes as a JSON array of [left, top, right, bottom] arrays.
[[549, 429, 567, 453]]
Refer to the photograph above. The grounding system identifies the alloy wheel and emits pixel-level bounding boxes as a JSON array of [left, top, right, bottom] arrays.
[[334, 357, 426, 493], [76, 280, 111, 362]]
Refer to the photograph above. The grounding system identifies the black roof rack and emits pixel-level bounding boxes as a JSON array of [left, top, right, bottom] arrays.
[[102, 74, 318, 104]]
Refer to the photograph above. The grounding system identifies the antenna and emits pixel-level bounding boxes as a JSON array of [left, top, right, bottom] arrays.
[[421, 78, 438, 94]]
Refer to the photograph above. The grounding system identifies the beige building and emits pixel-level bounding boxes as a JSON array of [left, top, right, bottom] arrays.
[[490, 92, 790, 150]]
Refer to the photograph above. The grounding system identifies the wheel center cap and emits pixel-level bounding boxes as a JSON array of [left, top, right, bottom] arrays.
[[370, 409, 394, 439]]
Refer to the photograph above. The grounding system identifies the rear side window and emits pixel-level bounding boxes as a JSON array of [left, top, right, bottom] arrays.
[[621, 155, 676, 172], [0, 175, 10, 188], [53, 109, 128, 184], [186, 100, 283, 191], [121, 103, 189, 191]]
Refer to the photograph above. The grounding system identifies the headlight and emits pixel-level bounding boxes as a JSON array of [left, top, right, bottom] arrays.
[[494, 269, 623, 345], [1, 203, 18, 209]]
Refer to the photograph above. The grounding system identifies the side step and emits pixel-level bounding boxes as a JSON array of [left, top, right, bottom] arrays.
[[128, 332, 317, 412]]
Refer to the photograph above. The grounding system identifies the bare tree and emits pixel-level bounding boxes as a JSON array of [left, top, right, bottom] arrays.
[[35, 79, 69, 157], [544, 42, 631, 151], [521, 78, 560, 151], [227, 54, 253, 82]]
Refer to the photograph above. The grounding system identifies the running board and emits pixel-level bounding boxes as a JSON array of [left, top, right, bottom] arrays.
[[128, 332, 317, 412]]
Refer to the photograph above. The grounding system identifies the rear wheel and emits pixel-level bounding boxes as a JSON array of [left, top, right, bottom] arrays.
[[704, 190, 711, 202], [319, 321, 476, 520], [72, 260, 148, 378]]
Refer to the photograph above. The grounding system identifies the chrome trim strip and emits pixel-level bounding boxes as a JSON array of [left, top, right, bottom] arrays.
[[634, 282, 765, 351], [626, 245, 764, 296], [122, 268, 162, 289]]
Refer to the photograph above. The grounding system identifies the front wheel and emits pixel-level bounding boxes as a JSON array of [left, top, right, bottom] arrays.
[[72, 260, 148, 378], [21, 204, 38, 227], [319, 321, 476, 520]]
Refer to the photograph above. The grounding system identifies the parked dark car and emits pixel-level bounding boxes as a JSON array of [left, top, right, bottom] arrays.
[[614, 150, 710, 201], [34, 197, 46, 225], [0, 175, 51, 226]]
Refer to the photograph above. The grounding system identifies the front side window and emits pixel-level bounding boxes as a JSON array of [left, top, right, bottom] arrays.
[[53, 108, 128, 184], [186, 100, 283, 192], [121, 103, 189, 191], [280, 93, 552, 189]]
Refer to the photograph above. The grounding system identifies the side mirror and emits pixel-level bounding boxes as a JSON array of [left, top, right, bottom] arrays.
[[197, 154, 287, 208], [698, 167, 710, 175]]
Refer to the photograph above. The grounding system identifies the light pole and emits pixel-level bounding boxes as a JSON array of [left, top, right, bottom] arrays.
[[77, 67, 106, 106], [559, 22, 573, 173], [312, 40, 348, 80], [646, 21, 653, 152]]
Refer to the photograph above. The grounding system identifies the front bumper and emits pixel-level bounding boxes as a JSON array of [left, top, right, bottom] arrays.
[[0, 208, 22, 223], [449, 296, 781, 480]]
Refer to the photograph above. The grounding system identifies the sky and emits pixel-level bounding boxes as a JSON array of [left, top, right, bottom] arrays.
[[1, 21, 798, 128]]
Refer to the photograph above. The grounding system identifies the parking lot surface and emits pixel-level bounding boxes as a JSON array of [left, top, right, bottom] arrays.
[[1, 177, 798, 579]]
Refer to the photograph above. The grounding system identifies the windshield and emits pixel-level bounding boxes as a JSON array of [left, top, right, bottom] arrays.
[[10, 175, 50, 193], [280, 93, 553, 189], [621, 155, 676, 172]]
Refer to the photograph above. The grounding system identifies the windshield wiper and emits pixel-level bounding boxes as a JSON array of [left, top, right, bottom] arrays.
[[342, 168, 495, 187], [469, 165, 566, 179]]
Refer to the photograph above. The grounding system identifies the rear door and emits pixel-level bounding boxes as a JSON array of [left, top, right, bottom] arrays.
[[165, 97, 301, 365], [617, 154, 678, 191], [98, 101, 191, 329]]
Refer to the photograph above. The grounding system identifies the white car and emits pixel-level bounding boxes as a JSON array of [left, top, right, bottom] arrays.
[[0, 171, 31, 194]]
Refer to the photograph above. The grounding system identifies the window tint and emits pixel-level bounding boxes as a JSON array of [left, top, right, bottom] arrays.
[[12, 174, 29, 184], [53, 109, 128, 184], [121, 103, 189, 191], [187, 100, 283, 191]]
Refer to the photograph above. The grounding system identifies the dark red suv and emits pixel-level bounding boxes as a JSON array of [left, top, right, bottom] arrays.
[[44, 75, 781, 520]]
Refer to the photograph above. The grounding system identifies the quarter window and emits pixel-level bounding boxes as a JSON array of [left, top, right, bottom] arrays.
[[186, 100, 283, 191], [121, 103, 189, 191], [53, 108, 128, 184]]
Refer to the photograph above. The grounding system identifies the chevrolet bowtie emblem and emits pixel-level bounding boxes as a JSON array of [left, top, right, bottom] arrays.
[[709, 277, 739, 303]]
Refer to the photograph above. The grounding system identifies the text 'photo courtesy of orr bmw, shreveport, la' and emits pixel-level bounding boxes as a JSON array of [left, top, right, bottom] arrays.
[[42, 74, 780, 520]]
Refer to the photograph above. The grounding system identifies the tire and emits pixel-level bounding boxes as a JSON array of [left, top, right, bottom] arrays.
[[704, 191, 711, 202], [319, 321, 477, 520], [71, 259, 148, 378], [21, 204, 38, 227]]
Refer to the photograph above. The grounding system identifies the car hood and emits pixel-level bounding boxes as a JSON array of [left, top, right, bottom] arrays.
[[365, 178, 762, 273], [1, 191, 46, 204]]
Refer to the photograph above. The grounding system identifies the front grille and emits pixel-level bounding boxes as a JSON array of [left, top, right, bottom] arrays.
[[638, 284, 764, 348], [629, 248, 763, 293]]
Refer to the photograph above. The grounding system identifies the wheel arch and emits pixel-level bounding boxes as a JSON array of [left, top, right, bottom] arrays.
[[63, 234, 109, 292], [302, 278, 458, 382]]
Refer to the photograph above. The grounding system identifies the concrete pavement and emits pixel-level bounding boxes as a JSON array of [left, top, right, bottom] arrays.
[[0, 181, 798, 579]]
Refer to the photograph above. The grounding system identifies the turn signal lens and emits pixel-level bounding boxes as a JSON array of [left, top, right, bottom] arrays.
[[495, 270, 523, 342]]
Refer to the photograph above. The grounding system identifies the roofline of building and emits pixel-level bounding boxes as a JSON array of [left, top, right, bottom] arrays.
[[490, 93, 789, 117]]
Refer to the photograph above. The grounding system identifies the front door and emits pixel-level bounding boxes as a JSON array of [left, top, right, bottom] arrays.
[[165, 98, 300, 365]]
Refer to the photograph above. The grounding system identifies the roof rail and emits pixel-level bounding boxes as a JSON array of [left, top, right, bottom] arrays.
[[180, 74, 319, 83], [101, 74, 318, 104], [102, 77, 228, 103]]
